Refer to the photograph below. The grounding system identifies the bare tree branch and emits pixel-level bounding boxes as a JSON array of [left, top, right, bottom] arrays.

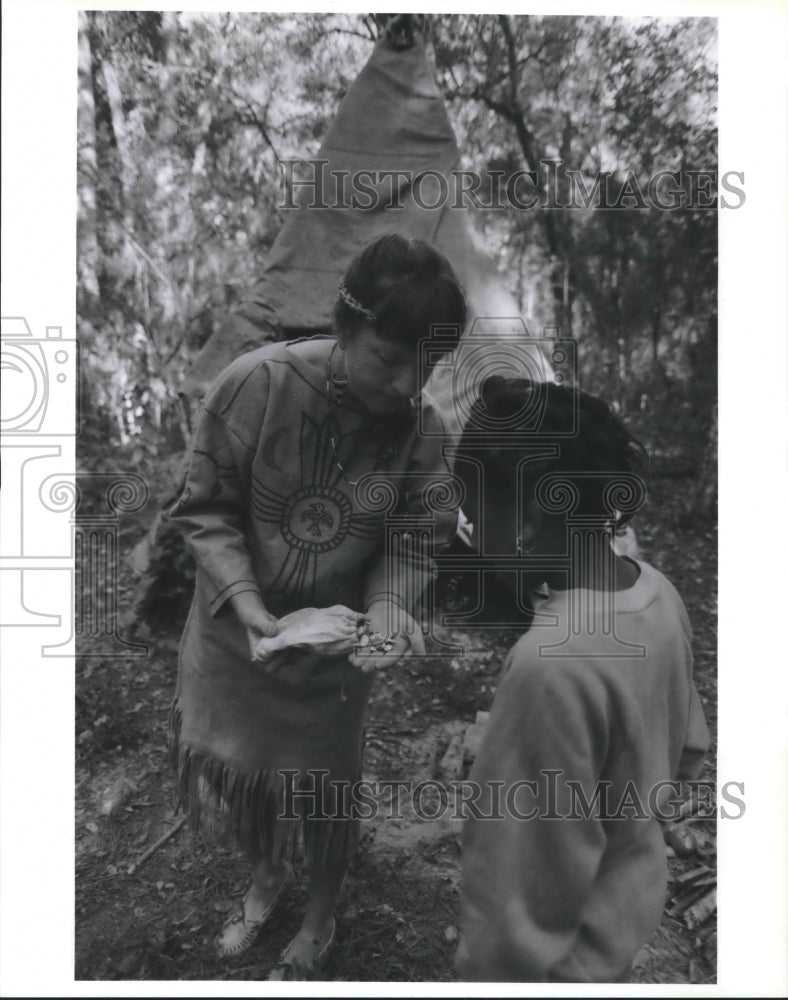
[[360, 15, 378, 41], [497, 15, 520, 109], [324, 26, 377, 42], [227, 89, 282, 159]]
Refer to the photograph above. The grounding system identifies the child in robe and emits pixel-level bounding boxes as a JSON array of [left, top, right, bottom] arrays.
[[454, 376, 709, 983]]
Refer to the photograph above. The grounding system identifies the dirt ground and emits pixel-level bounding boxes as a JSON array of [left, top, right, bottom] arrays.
[[75, 477, 717, 982]]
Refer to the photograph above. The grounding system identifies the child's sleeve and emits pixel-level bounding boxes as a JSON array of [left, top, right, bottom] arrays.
[[676, 681, 709, 783], [457, 648, 611, 982], [664, 579, 709, 784], [168, 359, 269, 618], [363, 396, 458, 614]]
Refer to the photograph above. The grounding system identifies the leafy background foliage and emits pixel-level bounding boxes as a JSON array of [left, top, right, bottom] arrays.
[[78, 11, 717, 506]]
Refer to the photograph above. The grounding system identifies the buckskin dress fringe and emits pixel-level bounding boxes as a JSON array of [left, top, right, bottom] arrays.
[[167, 337, 455, 866]]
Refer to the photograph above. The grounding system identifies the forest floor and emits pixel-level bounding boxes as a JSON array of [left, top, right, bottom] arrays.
[[75, 477, 717, 983]]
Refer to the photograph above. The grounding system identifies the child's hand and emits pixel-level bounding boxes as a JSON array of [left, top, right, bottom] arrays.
[[350, 600, 425, 673]]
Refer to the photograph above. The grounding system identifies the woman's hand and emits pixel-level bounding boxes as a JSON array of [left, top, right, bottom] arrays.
[[456, 508, 474, 547], [229, 591, 280, 661], [252, 605, 364, 663], [350, 600, 425, 674]]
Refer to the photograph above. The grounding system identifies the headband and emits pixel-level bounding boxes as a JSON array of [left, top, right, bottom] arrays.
[[338, 279, 376, 323]]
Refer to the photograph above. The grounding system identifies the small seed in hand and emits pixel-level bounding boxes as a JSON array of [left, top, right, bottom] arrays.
[[359, 633, 370, 647]]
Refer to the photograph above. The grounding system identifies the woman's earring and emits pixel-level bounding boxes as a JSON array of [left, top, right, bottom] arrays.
[[330, 345, 349, 409], [516, 536, 535, 557]]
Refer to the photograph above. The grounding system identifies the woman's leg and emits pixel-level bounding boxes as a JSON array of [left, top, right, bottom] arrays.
[[215, 846, 292, 956], [271, 855, 348, 969], [301, 856, 350, 934], [244, 847, 292, 921]]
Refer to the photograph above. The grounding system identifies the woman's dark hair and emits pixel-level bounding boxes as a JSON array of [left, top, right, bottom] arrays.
[[459, 375, 649, 525], [333, 234, 467, 354]]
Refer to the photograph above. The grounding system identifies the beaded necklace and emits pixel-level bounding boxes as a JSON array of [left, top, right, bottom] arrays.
[[325, 342, 361, 487], [325, 342, 418, 488]]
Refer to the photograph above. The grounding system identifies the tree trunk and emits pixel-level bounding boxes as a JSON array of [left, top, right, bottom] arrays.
[[77, 13, 101, 307], [561, 258, 573, 338], [617, 332, 629, 382], [157, 12, 181, 145], [651, 302, 661, 364], [100, 58, 135, 205], [687, 402, 717, 521]]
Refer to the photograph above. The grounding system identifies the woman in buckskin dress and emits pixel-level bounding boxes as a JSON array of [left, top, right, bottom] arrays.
[[168, 234, 466, 978]]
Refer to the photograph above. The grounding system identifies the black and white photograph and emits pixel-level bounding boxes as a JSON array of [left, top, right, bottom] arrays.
[[1, 2, 787, 995]]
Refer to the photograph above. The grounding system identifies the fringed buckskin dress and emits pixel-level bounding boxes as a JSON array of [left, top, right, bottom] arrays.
[[168, 336, 455, 866]]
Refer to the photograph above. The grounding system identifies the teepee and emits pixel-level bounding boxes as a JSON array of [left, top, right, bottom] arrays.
[[134, 19, 555, 626], [179, 20, 550, 442]]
